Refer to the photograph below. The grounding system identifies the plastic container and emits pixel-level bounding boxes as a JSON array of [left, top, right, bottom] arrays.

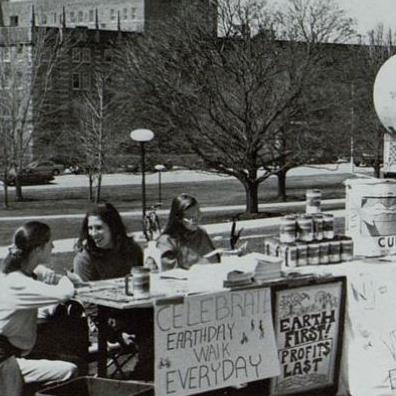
[[36, 376, 154, 396]]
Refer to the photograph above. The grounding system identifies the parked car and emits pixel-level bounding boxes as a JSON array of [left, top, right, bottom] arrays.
[[3, 168, 54, 186], [27, 160, 65, 176]]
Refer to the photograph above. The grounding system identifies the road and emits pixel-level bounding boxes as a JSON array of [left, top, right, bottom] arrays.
[[2, 162, 373, 191]]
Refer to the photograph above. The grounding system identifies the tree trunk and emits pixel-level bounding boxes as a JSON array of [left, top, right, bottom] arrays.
[[88, 173, 93, 201], [373, 161, 381, 178], [3, 182, 8, 208], [15, 177, 23, 201], [243, 181, 258, 214], [277, 169, 288, 201], [95, 173, 102, 203]]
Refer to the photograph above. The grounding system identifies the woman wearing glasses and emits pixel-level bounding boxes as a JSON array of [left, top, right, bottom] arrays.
[[157, 193, 220, 271]]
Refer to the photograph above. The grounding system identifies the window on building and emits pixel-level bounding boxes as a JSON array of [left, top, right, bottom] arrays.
[[82, 48, 91, 63], [70, 11, 76, 23], [123, 8, 128, 20], [103, 49, 112, 63], [72, 73, 81, 90], [89, 9, 94, 22], [41, 14, 47, 24], [131, 7, 136, 19], [9, 16, 18, 26], [53, 13, 57, 23], [3, 48, 11, 63], [72, 48, 81, 63], [78, 11, 84, 23], [110, 9, 116, 20], [82, 72, 90, 90]]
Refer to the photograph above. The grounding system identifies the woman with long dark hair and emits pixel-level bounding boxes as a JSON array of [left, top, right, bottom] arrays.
[[157, 193, 220, 271], [73, 203, 153, 380], [73, 202, 143, 281], [0, 221, 77, 395]]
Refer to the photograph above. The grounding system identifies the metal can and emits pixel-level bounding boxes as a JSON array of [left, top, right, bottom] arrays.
[[279, 215, 297, 243], [297, 215, 314, 242], [306, 189, 321, 214], [131, 267, 151, 298], [319, 241, 330, 265], [329, 240, 341, 264], [296, 242, 308, 267], [323, 213, 335, 239], [264, 237, 280, 257], [341, 238, 354, 261], [308, 243, 320, 265], [283, 244, 297, 269], [313, 214, 324, 241]]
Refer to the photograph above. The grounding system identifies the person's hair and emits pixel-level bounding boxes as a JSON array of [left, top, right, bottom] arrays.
[[75, 202, 131, 256], [1, 221, 51, 274], [162, 193, 199, 237]]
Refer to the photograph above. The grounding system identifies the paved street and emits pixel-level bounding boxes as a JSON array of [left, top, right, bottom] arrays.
[[1, 162, 373, 191]]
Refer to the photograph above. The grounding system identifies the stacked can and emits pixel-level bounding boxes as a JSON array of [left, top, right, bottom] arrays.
[[306, 189, 321, 214], [329, 240, 341, 264], [319, 241, 330, 264], [340, 237, 354, 261], [279, 215, 297, 243], [323, 213, 335, 239], [296, 242, 308, 267], [308, 243, 320, 265], [313, 214, 324, 241], [297, 214, 314, 242]]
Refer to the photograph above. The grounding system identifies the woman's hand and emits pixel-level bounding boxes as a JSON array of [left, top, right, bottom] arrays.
[[35, 264, 59, 284], [66, 271, 85, 286]]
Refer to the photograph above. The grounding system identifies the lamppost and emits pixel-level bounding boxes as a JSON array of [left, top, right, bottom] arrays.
[[130, 129, 154, 220], [154, 164, 166, 207]]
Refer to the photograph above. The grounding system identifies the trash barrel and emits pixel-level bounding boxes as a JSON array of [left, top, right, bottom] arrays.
[[35, 376, 154, 396]]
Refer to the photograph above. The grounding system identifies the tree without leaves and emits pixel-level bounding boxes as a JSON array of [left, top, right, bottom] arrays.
[[117, 0, 354, 213], [71, 47, 126, 202], [0, 26, 74, 204]]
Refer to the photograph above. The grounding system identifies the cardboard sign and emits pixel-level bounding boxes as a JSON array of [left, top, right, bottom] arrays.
[[270, 279, 345, 396], [345, 178, 396, 257], [154, 288, 280, 396]]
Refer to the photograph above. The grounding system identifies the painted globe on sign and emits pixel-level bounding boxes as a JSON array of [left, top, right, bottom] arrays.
[[374, 55, 396, 134]]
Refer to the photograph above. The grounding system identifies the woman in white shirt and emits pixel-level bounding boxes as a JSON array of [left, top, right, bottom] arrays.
[[0, 221, 78, 396]]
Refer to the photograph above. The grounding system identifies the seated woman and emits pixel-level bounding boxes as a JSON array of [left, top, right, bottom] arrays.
[[73, 202, 143, 280], [157, 193, 220, 271], [0, 221, 78, 396], [73, 202, 152, 380]]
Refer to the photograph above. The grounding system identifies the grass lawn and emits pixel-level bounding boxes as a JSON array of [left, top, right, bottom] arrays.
[[0, 176, 345, 245]]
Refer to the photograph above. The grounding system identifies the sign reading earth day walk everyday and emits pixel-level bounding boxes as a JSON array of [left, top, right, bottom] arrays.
[[154, 288, 280, 396]]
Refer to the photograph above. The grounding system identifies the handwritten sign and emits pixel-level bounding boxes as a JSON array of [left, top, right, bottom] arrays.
[[154, 288, 280, 396], [271, 280, 344, 395]]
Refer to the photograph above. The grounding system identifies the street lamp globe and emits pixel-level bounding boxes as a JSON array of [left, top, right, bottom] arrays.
[[130, 129, 154, 143]]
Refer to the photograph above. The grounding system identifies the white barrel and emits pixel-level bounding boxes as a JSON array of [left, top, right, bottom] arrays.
[[345, 178, 396, 257]]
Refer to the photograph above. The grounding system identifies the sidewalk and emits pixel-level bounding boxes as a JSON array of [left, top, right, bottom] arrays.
[[0, 199, 345, 258]]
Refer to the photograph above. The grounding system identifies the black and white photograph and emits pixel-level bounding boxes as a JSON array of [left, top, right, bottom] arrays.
[[0, 0, 396, 395]]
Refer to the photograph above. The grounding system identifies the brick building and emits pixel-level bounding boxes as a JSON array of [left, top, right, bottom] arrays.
[[0, 0, 218, 166]]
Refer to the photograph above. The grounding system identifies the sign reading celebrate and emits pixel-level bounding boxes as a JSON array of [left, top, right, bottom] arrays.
[[154, 288, 280, 395]]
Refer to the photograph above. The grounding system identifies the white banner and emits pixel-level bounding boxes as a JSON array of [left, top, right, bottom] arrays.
[[154, 288, 280, 396]]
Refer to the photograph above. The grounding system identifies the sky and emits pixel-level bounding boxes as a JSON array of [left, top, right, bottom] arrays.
[[342, 0, 396, 35]]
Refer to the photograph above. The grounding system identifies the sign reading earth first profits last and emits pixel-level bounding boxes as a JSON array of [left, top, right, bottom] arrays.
[[154, 288, 280, 396], [271, 282, 342, 395]]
